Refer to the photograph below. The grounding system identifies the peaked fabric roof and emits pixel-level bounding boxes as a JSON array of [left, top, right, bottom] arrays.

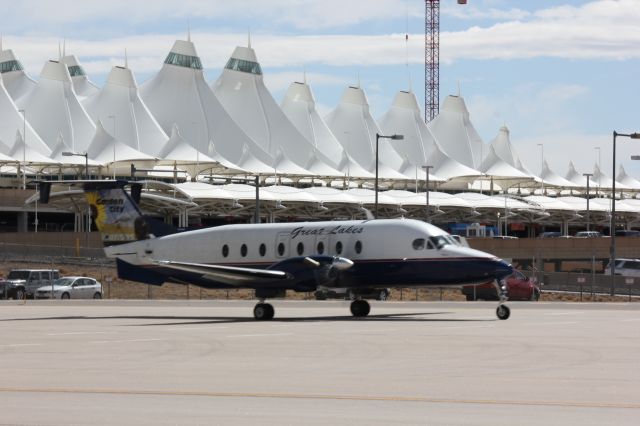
[[84, 64, 168, 156], [540, 159, 579, 188], [427, 95, 484, 170], [0, 73, 51, 157], [61, 54, 99, 99], [617, 164, 640, 189], [87, 121, 156, 171], [158, 125, 246, 176], [16, 59, 95, 153], [213, 44, 341, 176], [592, 163, 629, 190], [0, 47, 36, 101], [281, 80, 372, 178], [140, 39, 275, 174], [9, 130, 60, 169], [378, 90, 443, 181], [325, 85, 411, 180], [565, 161, 598, 188], [479, 145, 533, 188]]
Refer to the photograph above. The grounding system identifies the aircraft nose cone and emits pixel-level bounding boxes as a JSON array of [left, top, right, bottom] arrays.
[[495, 259, 513, 279]]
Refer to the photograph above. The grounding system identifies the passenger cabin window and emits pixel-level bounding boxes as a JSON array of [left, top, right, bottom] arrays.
[[297, 242, 304, 255], [317, 241, 324, 254], [412, 238, 426, 250], [355, 240, 362, 254], [335, 241, 343, 255], [277, 243, 285, 256], [222, 244, 229, 258], [259, 243, 266, 257], [240, 244, 248, 257]]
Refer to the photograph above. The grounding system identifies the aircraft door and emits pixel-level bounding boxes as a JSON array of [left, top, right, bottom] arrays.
[[275, 232, 290, 258]]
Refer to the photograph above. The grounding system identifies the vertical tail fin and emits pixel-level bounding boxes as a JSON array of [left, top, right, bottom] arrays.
[[84, 182, 151, 246]]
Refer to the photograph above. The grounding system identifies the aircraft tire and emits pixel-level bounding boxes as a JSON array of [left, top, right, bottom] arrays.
[[350, 300, 370, 317], [254, 303, 275, 320], [496, 305, 510, 320]]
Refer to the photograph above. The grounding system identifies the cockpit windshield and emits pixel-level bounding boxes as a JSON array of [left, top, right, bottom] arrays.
[[429, 235, 458, 250]]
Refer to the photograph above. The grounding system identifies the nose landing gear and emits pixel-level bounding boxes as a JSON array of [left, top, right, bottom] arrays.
[[493, 279, 511, 320]]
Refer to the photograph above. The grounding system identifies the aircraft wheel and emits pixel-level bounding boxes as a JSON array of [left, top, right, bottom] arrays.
[[496, 305, 510, 320], [350, 300, 370, 317], [254, 303, 275, 320]]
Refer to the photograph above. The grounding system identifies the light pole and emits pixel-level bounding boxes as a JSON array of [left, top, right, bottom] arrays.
[[610, 131, 640, 295], [374, 133, 404, 218], [537, 143, 544, 194], [62, 151, 89, 179], [583, 173, 593, 232], [421, 165, 433, 222], [18, 109, 26, 190], [254, 174, 260, 224], [595, 146, 601, 194], [108, 115, 116, 179]]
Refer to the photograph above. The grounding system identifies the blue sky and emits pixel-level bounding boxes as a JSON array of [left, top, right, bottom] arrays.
[[2, 0, 639, 178]]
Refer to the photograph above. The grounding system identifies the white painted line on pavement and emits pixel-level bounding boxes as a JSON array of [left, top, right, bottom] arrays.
[[47, 331, 116, 336], [0, 343, 44, 348]]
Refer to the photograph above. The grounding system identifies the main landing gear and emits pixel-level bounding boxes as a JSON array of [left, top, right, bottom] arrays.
[[350, 299, 370, 317], [253, 301, 275, 320], [493, 279, 511, 320]]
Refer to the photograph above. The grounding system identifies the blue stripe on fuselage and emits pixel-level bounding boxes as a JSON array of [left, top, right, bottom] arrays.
[[117, 257, 512, 290]]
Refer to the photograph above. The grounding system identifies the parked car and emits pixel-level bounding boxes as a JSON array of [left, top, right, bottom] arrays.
[[462, 270, 540, 301], [575, 231, 602, 238], [0, 269, 60, 299], [604, 259, 640, 277], [539, 231, 562, 238], [35, 276, 103, 299], [615, 230, 640, 237], [314, 287, 390, 301]]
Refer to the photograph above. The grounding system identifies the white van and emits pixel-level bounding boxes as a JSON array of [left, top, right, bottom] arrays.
[[604, 259, 640, 277]]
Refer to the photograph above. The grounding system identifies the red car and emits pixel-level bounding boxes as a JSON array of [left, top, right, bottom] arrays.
[[462, 271, 541, 301]]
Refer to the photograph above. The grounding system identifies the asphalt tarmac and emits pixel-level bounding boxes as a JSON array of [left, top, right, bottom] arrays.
[[0, 300, 638, 425]]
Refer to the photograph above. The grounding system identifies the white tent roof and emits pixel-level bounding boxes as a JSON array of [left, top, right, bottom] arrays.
[[378, 90, 443, 181], [540, 159, 579, 188], [213, 44, 341, 177], [565, 161, 598, 188], [478, 145, 534, 188], [427, 95, 484, 170], [325, 85, 412, 180], [158, 125, 246, 176], [9, 130, 60, 169], [61, 54, 99, 99], [378, 91, 430, 168], [49, 133, 102, 166], [593, 163, 629, 190], [428, 138, 482, 183], [281, 79, 372, 178], [0, 73, 52, 157], [86, 120, 156, 168], [84, 64, 168, 156], [16, 59, 95, 153], [617, 164, 640, 190], [140, 38, 276, 174], [0, 46, 36, 101]]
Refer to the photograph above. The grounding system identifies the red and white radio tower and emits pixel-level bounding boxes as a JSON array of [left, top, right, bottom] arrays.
[[424, 0, 466, 123]]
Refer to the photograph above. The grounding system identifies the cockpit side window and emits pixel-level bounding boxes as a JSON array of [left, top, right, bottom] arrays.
[[412, 238, 426, 250]]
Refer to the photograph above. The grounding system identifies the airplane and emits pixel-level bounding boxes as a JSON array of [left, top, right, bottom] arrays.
[[39, 180, 514, 320]]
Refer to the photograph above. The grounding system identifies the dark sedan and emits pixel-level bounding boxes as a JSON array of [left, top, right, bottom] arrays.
[[462, 271, 540, 301]]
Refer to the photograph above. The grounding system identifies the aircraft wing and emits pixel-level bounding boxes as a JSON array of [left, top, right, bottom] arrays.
[[151, 260, 290, 286]]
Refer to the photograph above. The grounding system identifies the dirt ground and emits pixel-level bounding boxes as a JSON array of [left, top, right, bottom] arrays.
[[1, 259, 636, 303]]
